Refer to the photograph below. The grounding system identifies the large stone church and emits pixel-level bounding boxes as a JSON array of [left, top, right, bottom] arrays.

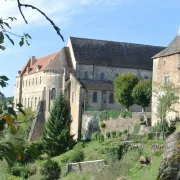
[[14, 37, 164, 139]]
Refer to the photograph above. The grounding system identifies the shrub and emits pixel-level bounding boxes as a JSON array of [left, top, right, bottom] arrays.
[[147, 133, 155, 140], [60, 154, 69, 163], [91, 132, 104, 142], [139, 115, 144, 122], [123, 129, 128, 134], [120, 111, 132, 118], [111, 131, 116, 138], [8, 175, 24, 180], [10, 164, 35, 179], [74, 142, 85, 150], [40, 159, 61, 180], [133, 124, 141, 134], [117, 131, 122, 137], [70, 149, 85, 163], [100, 122, 106, 128], [153, 149, 163, 157], [106, 132, 111, 138]]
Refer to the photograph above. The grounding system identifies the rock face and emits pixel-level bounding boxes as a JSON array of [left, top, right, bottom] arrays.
[[157, 131, 180, 180]]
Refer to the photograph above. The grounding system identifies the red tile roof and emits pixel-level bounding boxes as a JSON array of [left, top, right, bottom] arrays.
[[20, 51, 59, 76]]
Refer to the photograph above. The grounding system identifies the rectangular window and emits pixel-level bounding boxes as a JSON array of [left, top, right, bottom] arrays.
[[164, 76, 169, 84], [32, 78, 34, 85]]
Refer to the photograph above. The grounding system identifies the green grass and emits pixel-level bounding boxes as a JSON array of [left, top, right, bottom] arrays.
[[0, 161, 9, 180]]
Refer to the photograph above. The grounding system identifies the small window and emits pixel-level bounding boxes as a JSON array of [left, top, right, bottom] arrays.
[[31, 98, 33, 108], [35, 97, 37, 108], [100, 72, 105, 80], [93, 92, 98, 103], [26, 80, 27, 87], [85, 72, 88, 79], [51, 88, 56, 99], [109, 93, 114, 104], [40, 76, 41, 84], [72, 92, 75, 103], [164, 76, 169, 84], [29, 79, 31, 86], [43, 87, 46, 100], [32, 78, 34, 85], [28, 98, 30, 107], [25, 98, 26, 107], [36, 77, 38, 85]]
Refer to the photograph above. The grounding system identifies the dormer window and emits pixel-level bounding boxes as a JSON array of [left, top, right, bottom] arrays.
[[48, 60, 52, 64], [36, 65, 42, 72]]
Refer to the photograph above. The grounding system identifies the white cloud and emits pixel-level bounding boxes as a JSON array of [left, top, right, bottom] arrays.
[[0, 0, 137, 29]]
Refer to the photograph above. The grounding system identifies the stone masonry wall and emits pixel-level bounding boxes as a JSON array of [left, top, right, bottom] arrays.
[[152, 54, 180, 125], [66, 160, 105, 173]]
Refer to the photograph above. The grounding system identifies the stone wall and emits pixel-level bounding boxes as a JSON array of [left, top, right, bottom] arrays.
[[152, 54, 180, 125], [66, 159, 105, 173]]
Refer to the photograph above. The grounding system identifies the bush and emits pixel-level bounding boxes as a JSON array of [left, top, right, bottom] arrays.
[[74, 142, 85, 150], [8, 175, 24, 180], [91, 132, 104, 142], [100, 122, 106, 128], [120, 111, 132, 118], [123, 129, 128, 134], [117, 131, 122, 137], [40, 159, 61, 180], [60, 154, 69, 163], [153, 149, 163, 157], [10, 164, 35, 179], [106, 132, 111, 138], [133, 124, 141, 134], [70, 149, 85, 163], [111, 131, 117, 138], [139, 115, 144, 122], [147, 133, 155, 140]]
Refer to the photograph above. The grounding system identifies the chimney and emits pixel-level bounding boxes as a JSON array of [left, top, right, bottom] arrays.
[[30, 56, 36, 67]]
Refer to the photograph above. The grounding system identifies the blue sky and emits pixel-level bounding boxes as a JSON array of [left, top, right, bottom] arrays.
[[0, 0, 180, 97]]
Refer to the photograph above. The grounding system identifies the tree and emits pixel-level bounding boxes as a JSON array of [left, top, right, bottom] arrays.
[[154, 83, 179, 140], [41, 94, 74, 157], [0, 1, 64, 165], [132, 79, 152, 112], [114, 73, 139, 111]]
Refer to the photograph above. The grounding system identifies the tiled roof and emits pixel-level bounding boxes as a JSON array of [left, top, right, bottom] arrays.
[[153, 35, 180, 58], [70, 37, 165, 70], [20, 51, 59, 76]]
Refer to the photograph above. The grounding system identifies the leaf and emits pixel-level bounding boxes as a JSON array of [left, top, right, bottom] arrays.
[[16, 103, 23, 108], [26, 39, 30, 46], [3, 22, 11, 29], [10, 124, 18, 134], [0, 32, 4, 44], [7, 107, 17, 119], [0, 45, 5, 50], [5, 34, 14, 45], [24, 33, 32, 39], [19, 37, 24, 47], [0, 80, 7, 88], [0, 75, 9, 81]]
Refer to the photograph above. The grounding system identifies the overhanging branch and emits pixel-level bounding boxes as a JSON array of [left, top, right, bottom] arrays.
[[16, 0, 64, 41]]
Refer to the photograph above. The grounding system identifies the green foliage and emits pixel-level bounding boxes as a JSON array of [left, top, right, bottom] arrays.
[[60, 154, 69, 163], [111, 131, 117, 138], [74, 142, 85, 150], [106, 132, 111, 138], [94, 110, 132, 121], [10, 164, 35, 179], [41, 94, 74, 157], [8, 175, 24, 180], [114, 73, 139, 110], [153, 149, 163, 157], [40, 159, 61, 180], [139, 115, 144, 122], [91, 132, 104, 143], [117, 131, 122, 137], [100, 121, 106, 128], [133, 124, 141, 134], [132, 80, 152, 111], [69, 149, 85, 163]]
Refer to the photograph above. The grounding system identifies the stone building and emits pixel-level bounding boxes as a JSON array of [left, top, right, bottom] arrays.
[[14, 37, 164, 139], [152, 34, 180, 126]]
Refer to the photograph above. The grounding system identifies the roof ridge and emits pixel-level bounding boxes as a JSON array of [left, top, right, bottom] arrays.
[[70, 36, 165, 48], [36, 50, 60, 60]]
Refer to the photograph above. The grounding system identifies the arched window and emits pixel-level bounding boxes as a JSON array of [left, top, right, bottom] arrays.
[[43, 87, 46, 100], [93, 92, 98, 103], [85, 71, 88, 79], [109, 93, 114, 104], [51, 88, 56, 99], [100, 72, 105, 80], [72, 92, 75, 103]]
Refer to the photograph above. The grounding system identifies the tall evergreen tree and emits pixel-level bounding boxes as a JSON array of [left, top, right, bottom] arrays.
[[41, 94, 74, 157]]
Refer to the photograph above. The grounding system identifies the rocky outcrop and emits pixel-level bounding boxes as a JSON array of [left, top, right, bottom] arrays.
[[157, 131, 180, 180]]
